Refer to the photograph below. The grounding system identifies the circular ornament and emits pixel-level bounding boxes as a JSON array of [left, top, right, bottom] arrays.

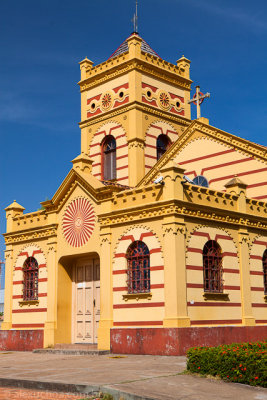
[[158, 91, 170, 110], [62, 198, 95, 247], [101, 92, 112, 111], [193, 92, 204, 106]]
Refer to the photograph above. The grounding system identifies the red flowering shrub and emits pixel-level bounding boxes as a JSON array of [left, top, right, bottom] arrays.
[[186, 340, 267, 387]]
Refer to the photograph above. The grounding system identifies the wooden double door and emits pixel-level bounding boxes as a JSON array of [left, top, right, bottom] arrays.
[[73, 258, 100, 344]]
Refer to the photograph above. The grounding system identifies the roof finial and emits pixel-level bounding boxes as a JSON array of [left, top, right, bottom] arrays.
[[133, 0, 138, 33]]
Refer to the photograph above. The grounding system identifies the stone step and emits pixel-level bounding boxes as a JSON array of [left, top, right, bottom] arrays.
[[33, 348, 110, 355]]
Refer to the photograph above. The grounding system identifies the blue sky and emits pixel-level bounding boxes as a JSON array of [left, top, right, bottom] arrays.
[[1, 0, 267, 259]]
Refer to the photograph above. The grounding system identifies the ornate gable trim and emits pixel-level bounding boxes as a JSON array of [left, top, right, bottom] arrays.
[[137, 120, 267, 187]]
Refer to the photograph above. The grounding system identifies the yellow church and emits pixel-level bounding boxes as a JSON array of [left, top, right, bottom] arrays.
[[2, 33, 267, 354]]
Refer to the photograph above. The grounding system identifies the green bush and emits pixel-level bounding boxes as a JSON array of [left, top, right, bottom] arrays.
[[187, 340, 267, 387]]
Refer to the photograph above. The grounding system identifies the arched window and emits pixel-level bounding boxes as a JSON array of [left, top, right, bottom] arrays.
[[126, 241, 150, 294], [23, 257, 38, 300], [156, 134, 171, 161], [203, 240, 223, 293], [263, 249, 267, 295], [102, 135, 116, 181]]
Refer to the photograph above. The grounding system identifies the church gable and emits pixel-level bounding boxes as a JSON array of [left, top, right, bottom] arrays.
[[138, 120, 267, 200], [175, 137, 266, 200]]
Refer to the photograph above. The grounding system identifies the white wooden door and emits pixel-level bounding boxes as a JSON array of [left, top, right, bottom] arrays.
[[73, 259, 100, 344]]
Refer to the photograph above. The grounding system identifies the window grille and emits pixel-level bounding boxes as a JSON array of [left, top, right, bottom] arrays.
[[156, 134, 171, 161], [203, 240, 223, 293], [263, 249, 267, 295], [126, 241, 150, 293], [23, 257, 38, 300], [102, 136, 116, 181]]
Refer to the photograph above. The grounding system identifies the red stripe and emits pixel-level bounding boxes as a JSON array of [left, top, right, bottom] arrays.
[[113, 321, 163, 326], [113, 286, 127, 291], [38, 278, 48, 282], [113, 302, 164, 309], [114, 253, 126, 258], [116, 154, 128, 160], [223, 268, 239, 274], [222, 252, 237, 257], [187, 283, 203, 288], [186, 265, 203, 271], [117, 165, 128, 171], [251, 287, 264, 292], [90, 152, 101, 157], [252, 303, 267, 308], [188, 302, 241, 307], [145, 154, 157, 160], [192, 232, 210, 239], [209, 167, 267, 185], [254, 240, 267, 246], [12, 308, 47, 313], [146, 144, 157, 149], [149, 248, 161, 254], [13, 281, 23, 285], [256, 320, 267, 323], [113, 83, 129, 93], [250, 271, 263, 276], [140, 232, 154, 240], [180, 149, 235, 165], [223, 285, 240, 290], [247, 181, 267, 189], [19, 252, 29, 257], [32, 250, 43, 256], [12, 324, 45, 328], [117, 177, 129, 181], [201, 157, 254, 175], [150, 265, 164, 271], [117, 144, 128, 150], [113, 269, 127, 275], [215, 234, 232, 241], [38, 264, 46, 269], [121, 235, 135, 242], [250, 255, 263, 260], [191, 319, 242, 326], [146, 133, 157, 139], [187, 248, 203, 254], [253, 195, 267, 200]]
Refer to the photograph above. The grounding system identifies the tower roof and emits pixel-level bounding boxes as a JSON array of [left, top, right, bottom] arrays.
[[108, 33, 161, 60]]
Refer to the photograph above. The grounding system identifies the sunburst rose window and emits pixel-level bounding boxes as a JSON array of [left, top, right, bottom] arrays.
[[62, 198, 95, 247], [101, 92, 112, 110], [158, 91, 170, 110]]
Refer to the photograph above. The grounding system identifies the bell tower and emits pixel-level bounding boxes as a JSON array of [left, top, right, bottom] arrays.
[[78, 33, 192, 187]]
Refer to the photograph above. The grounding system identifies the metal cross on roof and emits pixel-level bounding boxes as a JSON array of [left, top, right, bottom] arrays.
[[188, 85, 210, 119], [133, 0, 138, 33]]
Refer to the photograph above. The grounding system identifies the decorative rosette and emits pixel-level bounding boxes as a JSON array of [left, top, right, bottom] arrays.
[[62, 198, 95, 247]]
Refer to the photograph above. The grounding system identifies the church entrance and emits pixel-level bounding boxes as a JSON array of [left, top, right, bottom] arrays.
[[72, 257, 100, 344]]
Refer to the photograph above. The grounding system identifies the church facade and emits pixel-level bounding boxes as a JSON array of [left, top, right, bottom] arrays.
[[2, 33, 267, 354]]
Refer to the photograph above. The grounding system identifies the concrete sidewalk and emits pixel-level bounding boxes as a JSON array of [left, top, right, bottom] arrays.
[[0, 351, 266, 400]]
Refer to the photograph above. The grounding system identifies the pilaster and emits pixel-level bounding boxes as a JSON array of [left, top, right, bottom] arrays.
[[1, 247, 13, 330], [44, 237, 57, 347], [163, 217, 190, 327], [238, 229, 255, 326], [98, 228, 113, 350]]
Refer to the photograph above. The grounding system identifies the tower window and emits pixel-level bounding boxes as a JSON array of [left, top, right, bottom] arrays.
[[126, 241, 150, 294], [156, 134, 171, 161], [263, 249, 267, 295], [203, 240, 223, 293], [102, 135, 116, 181], [23, 257, 38, 300]]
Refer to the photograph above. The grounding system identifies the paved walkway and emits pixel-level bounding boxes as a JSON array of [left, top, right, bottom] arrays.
[[0, 351, 266, 400]]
